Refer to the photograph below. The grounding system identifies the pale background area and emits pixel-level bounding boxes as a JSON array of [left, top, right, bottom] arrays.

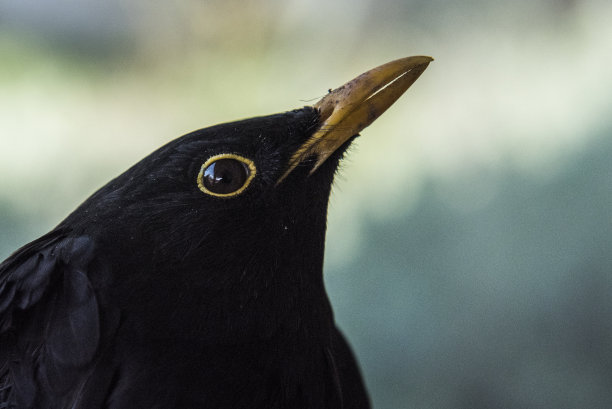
[[1, 0, 612, 407]]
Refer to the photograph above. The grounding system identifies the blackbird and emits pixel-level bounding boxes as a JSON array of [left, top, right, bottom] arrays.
[[0, 56, 431, 409]]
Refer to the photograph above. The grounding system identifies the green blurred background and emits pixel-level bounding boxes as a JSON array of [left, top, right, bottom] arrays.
[[1, 0, 612, 407]]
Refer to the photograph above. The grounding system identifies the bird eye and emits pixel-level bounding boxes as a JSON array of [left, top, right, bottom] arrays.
[[197, 154, 256, 197]]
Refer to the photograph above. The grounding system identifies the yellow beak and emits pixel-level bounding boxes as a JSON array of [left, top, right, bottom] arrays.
[[279, 55, 433, 183]]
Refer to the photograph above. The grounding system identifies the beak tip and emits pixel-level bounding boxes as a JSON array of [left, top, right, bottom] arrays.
[[407, 55, 434, 67]]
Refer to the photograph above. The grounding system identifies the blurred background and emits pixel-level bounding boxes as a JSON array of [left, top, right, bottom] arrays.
[[1, 0, 612, 407]]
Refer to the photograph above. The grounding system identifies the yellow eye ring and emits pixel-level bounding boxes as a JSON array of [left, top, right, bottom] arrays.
[[197, 153, 257, 198]]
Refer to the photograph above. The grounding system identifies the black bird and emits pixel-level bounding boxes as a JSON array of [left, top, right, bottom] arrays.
[[0, 56, 431, 409]]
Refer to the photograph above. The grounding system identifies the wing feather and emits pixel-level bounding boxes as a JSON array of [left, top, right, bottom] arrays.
[[0, 233, 103, 408]]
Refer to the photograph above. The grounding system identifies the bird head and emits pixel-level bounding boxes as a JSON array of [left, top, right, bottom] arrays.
[[62, 56, 432, 340]]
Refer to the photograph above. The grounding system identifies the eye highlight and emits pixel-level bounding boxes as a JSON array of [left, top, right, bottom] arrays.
[[197, 154, 256, 198]]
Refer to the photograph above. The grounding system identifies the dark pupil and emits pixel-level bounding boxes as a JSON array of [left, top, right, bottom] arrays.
[[203, 159, 249, 194]]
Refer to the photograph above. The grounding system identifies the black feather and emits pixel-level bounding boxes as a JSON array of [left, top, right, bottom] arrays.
[[1, 107, 370, 408]]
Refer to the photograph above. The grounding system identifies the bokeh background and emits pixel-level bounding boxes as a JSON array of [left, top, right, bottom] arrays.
[[1, 0, 612, 407]]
